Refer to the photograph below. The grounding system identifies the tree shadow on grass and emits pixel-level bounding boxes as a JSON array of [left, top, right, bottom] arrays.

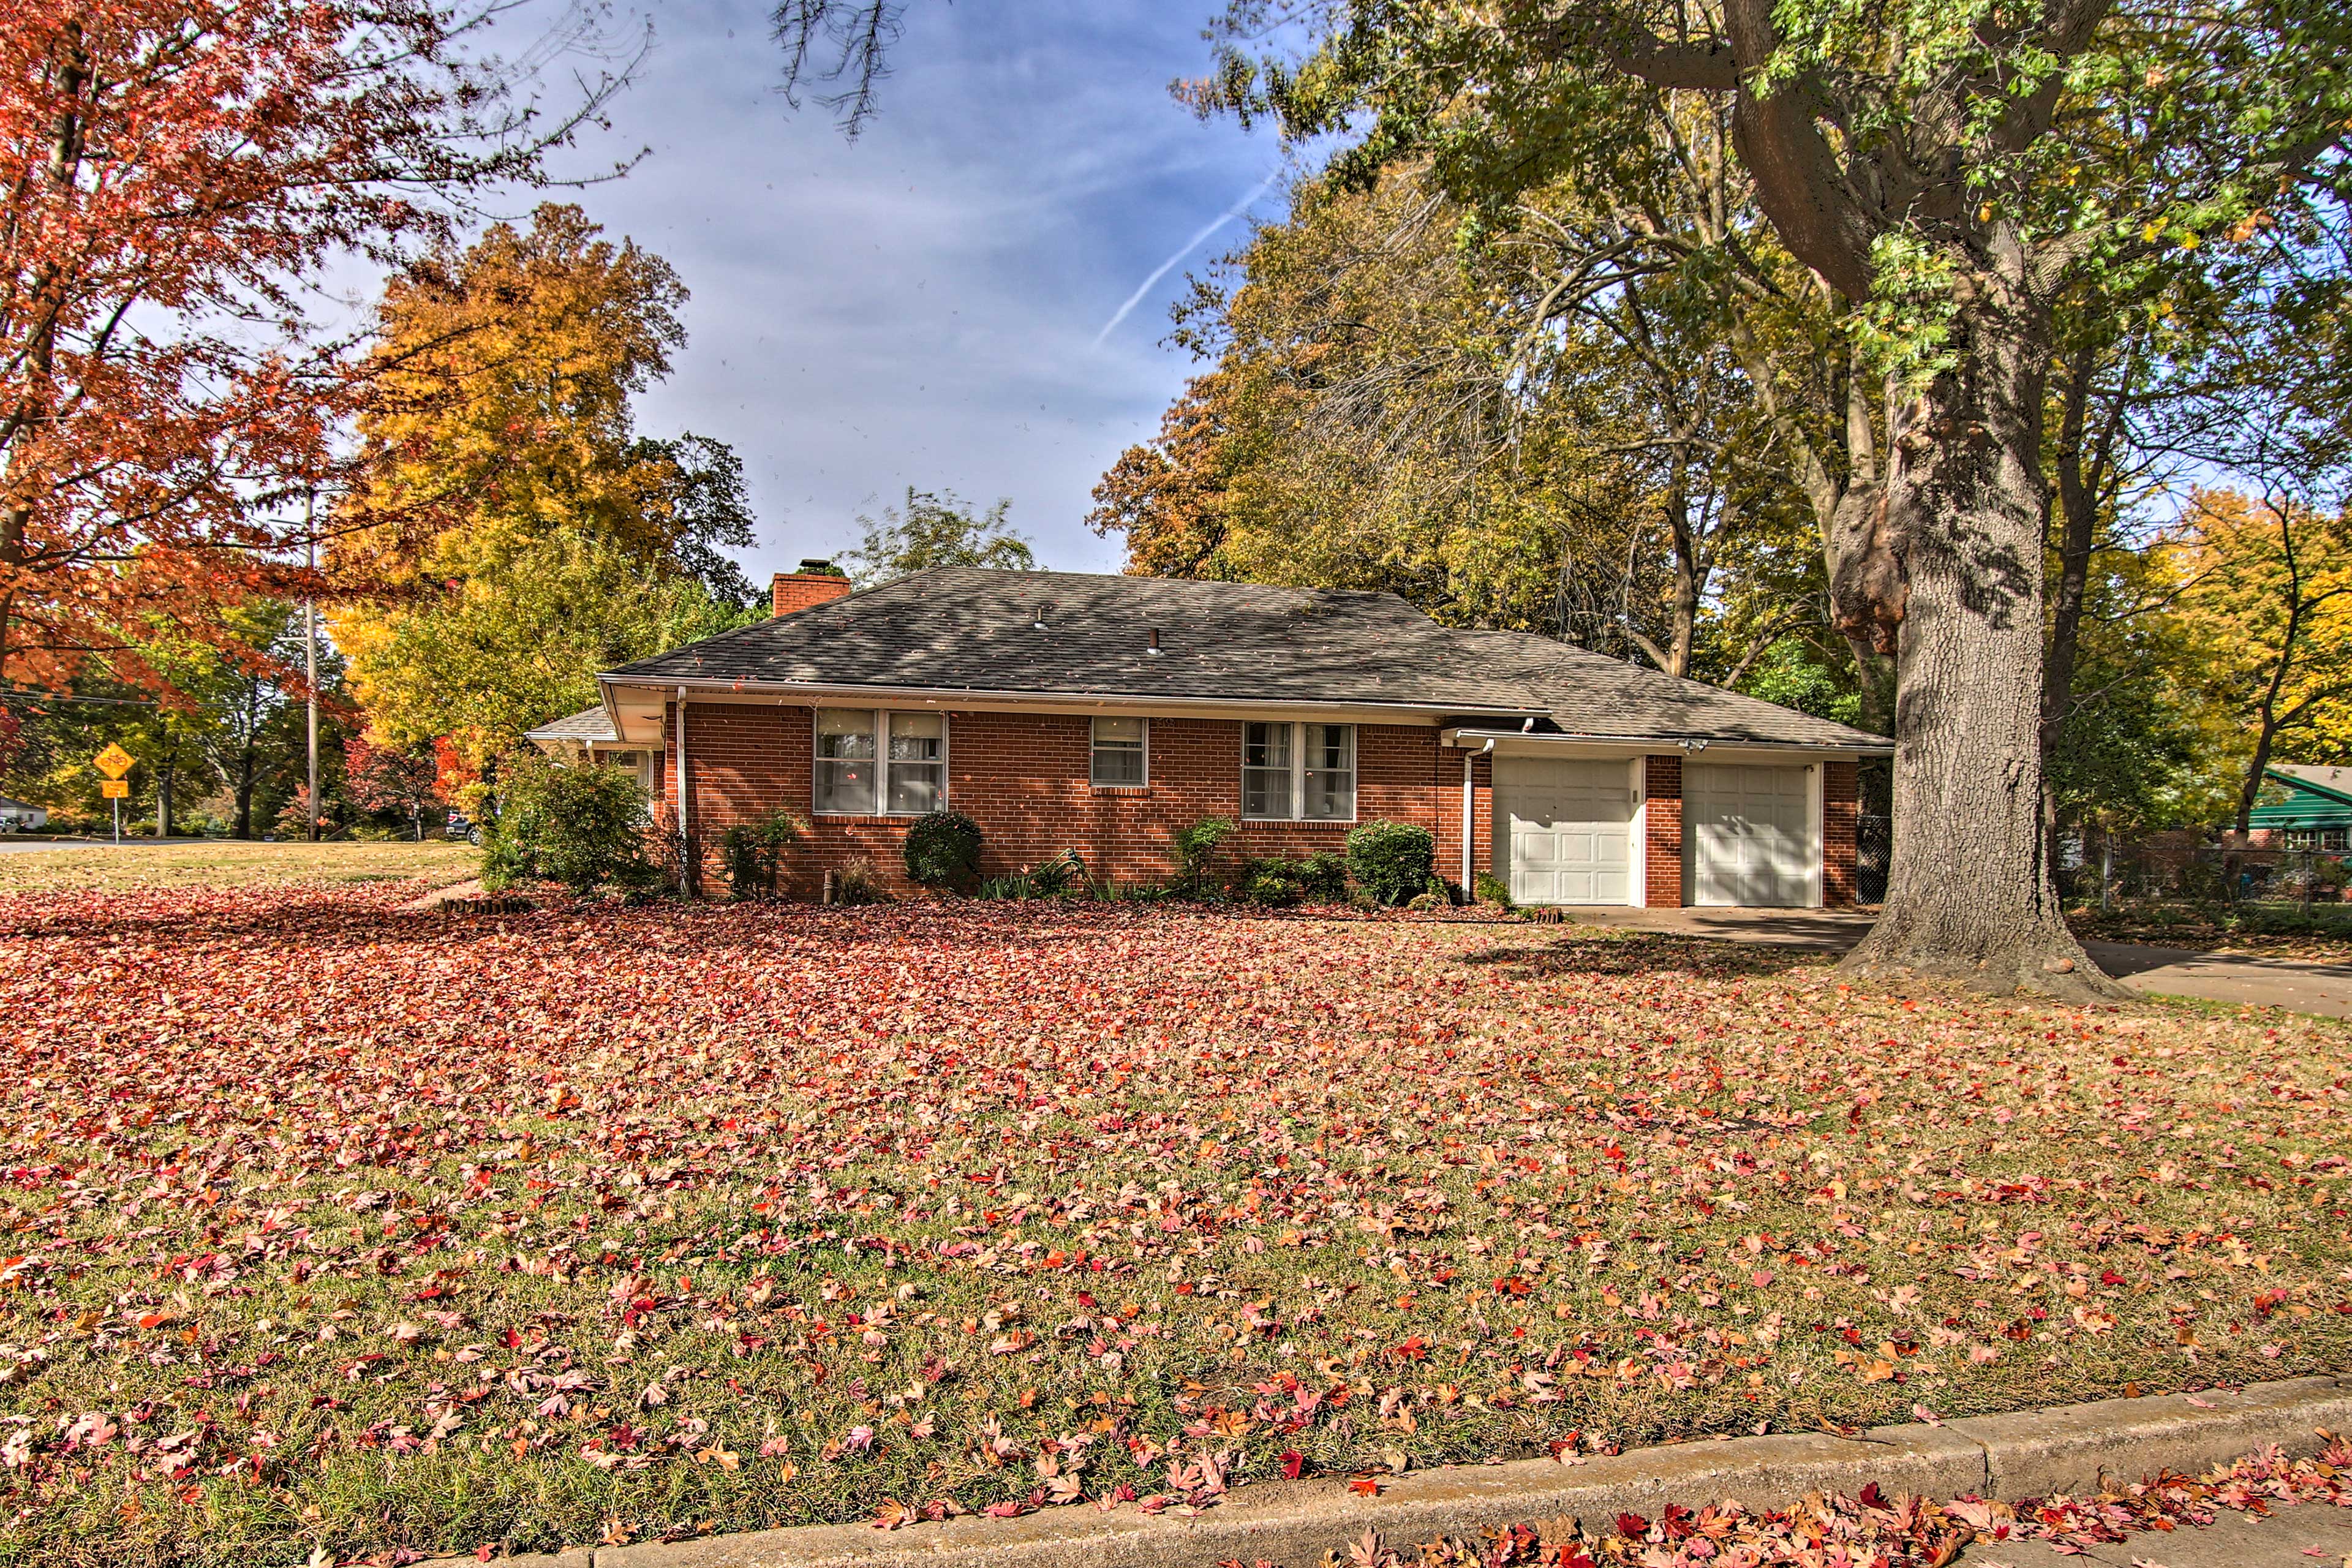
[[1452, 930, 1836, 983]]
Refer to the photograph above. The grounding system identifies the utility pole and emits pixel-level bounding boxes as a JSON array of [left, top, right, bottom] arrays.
[[304, 490, 320, 843]]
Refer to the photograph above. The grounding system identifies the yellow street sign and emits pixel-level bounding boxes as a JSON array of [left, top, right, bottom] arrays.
[[94, 742, 135, 778], [100, 780, 130, 800]]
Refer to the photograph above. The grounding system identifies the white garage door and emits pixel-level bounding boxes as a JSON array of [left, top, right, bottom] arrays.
[[1493, 757, 1633, 905], [1687, 763, 1815, 907]]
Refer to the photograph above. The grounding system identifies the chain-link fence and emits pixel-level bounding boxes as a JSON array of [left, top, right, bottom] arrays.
[[1856, 813, 1891, 904]]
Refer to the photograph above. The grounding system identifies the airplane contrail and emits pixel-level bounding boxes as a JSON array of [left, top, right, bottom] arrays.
[[1092, 167, 1286, 349]]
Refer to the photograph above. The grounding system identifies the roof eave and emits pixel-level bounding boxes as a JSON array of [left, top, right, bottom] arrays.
[[601, 673, 1548, 721]]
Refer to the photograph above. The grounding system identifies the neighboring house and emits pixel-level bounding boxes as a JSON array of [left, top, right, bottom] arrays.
[[2249, 764, 2352, 852], [0, 796, 49, 832], [522, 707, 661, 791], [593, 565, 1891, 907]]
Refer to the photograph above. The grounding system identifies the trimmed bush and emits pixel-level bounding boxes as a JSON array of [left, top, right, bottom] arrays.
[[1472, 871, 1515, 908], [903, 809, 983, 889], [722, 810, 805, 901], [1346, 820, 1436, 907], [480, 755, 654, 895]]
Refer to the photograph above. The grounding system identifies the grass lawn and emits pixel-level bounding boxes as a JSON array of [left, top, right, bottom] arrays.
[[0, 840, 477, 897], [0, 881, 2346, 1567]]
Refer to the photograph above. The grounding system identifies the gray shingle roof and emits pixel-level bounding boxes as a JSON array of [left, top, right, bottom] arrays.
[[1438, 631, 1888, 748], [605, 568, 1555, 714], [602, 567, 1888, 748], [524, 707, 618, 742]]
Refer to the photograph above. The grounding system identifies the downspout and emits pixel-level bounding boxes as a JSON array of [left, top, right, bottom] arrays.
[[1461, 738, 1495, 888], [674, 687, 692, 894]]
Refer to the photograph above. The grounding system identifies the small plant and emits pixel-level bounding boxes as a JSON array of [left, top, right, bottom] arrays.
[[480, 753, 653, 895], [1028, 848, 1088, 897], [1472, 870, 1515, 909], [1347, 820, 1436, 907], [1404, 889, 1447, 913], [721, 810, 806, 901], [829, 858, 891, 905], [1097, 880, 1173, 902], [1174, 815, 1235, 896], [903, 809, 982, 890]]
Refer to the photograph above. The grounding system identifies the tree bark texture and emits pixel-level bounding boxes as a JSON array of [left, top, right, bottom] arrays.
[[1837, 290, 2120, 998]]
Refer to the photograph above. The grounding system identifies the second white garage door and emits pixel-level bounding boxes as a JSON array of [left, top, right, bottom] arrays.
[[1687, 763, 1815, 907], [1493, 756, 1634, 905]]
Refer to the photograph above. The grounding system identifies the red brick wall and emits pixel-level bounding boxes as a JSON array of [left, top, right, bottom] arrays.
[[670, 702, 1451, 895], [1823, 760, 1859, 907], [1643, 754, 1683, 908], [1430, 748, 1493, 889], [770, 572, 854, 617]]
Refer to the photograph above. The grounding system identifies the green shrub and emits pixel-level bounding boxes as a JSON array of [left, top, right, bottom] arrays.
[[903, 810, 982, 890], [1239, 861, 1304, 907], [721, 810, 805, 901], [480, 755, 653, 895], [1298, 851, 1349, 903], [1472, 870, 1515, 908], [1233, 852, 1349, 907], [1347, 820, 1436, 906], [1174, 816, 1235, 895], [1405, 889, 1446, 913]]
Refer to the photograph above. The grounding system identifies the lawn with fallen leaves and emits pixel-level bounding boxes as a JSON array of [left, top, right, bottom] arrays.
[[0, 840, 475, 897], [1, 882, 2346, 1567]]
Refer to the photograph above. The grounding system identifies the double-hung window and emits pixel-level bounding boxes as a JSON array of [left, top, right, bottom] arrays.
[[1091, 717, 1147, 786], [815, 709, 948, 815], [1242, 721, 1355, 821], [886, 712, 946, 813]]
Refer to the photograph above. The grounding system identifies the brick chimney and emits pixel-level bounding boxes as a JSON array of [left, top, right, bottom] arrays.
[[772, 559, 853, 617]]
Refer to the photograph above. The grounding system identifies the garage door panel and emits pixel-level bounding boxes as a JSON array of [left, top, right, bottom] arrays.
[[1493, 758, 1632, 906], [1688, 763, 1813, 907]]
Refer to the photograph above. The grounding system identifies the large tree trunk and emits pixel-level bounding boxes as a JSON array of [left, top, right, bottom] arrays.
[[1835, 290, 2123, 999]]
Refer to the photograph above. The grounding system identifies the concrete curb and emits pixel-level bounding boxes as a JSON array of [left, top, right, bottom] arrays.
[[433, 1374, 2352, 1568]]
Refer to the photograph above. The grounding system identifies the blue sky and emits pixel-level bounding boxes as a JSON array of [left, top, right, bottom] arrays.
[[525, 1, 1290, 583]]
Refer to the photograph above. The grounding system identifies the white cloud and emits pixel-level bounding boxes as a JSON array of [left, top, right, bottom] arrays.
[[533, 0, 1275, 575]]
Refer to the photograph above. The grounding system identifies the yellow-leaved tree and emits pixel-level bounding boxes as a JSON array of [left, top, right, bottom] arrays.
[[331, 205, 758, 763], [2167, 489, 2352, 831]]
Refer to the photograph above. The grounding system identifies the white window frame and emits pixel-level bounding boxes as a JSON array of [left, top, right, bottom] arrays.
[[1240, 720, 1357, 823], [813, 709, 949, 817], [1090, 716, 1149, 788], [885, 710, 948, 816]]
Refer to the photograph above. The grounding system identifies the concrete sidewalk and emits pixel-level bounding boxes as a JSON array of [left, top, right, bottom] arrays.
[[1564, 907, 2352, 1019], [1955, 1501, 2352, 1567]]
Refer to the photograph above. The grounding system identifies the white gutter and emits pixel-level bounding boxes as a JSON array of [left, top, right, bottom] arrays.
[[1440, 726, 1892, 758]]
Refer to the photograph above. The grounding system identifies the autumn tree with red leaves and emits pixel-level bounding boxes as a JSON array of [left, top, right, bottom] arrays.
[[0, 1, 635, 692], [342, 726, 442, 840]]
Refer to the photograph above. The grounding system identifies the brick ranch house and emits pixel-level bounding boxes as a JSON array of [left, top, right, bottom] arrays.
[[532, 564, 1891, 906]]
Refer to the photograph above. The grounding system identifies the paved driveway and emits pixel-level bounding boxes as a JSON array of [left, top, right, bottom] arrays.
[[1566, 907, 2352, 1019]]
